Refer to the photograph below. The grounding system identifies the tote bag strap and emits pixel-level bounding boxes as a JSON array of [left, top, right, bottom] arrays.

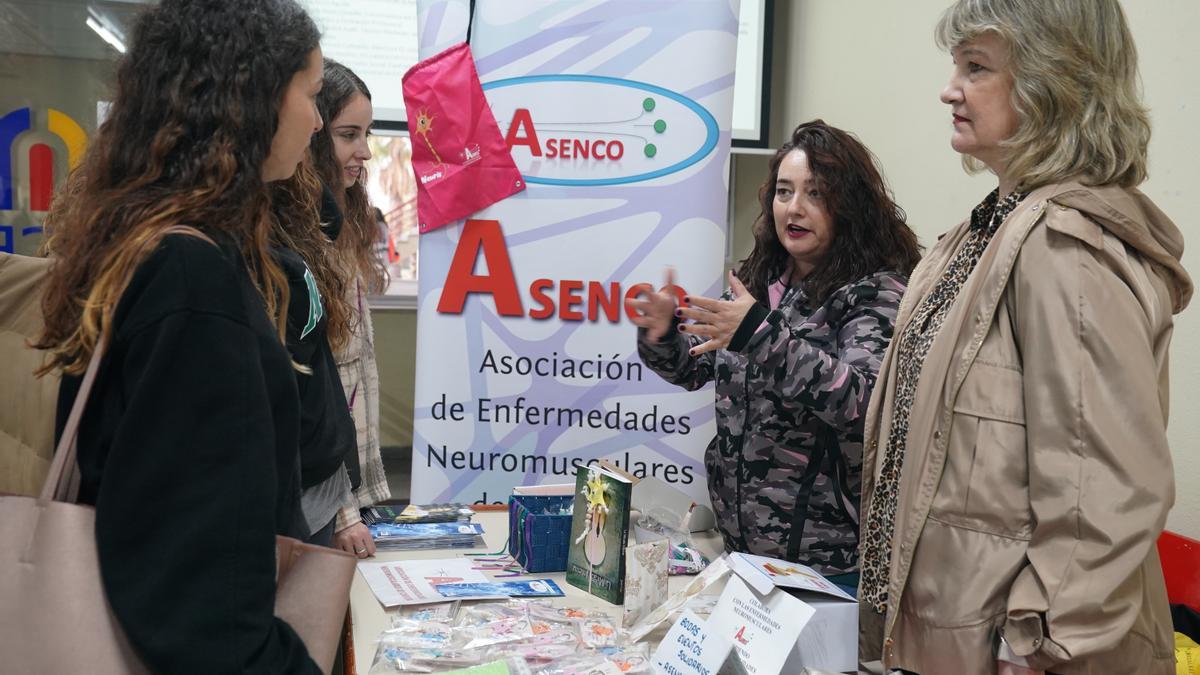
[[38, 225, 217, 504], [39, 337, 106, 503]]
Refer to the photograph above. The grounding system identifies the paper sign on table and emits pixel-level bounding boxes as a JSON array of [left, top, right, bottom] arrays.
[[651, 608, 733, 675], [705, 576, 814, 675], [358, 558, 494, 607]]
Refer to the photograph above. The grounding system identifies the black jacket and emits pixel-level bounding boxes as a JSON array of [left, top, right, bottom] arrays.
[[273, 243, 359, 490], [57, 233, 319, 674]]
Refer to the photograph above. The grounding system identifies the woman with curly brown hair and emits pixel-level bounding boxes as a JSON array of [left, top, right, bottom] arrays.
[[36, 0, 327, 671], [630, 120, 922, 588]]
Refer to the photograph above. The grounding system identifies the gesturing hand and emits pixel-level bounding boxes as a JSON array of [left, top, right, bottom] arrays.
[[626, 268, 679, 342], [678, 270, 758, 356]]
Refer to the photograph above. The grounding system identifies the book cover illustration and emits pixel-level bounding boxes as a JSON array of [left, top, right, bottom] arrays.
[[395, 502, 476, 524], [360, 505, 405, 525], [565, 464, 632, 604], [369, 522, 485, 551]]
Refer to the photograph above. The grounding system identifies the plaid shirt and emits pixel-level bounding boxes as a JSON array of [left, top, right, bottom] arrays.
[[334, 277, 391, 531]]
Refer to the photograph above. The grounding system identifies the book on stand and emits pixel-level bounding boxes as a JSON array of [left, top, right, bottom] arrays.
[[564, 463, 633, 604]]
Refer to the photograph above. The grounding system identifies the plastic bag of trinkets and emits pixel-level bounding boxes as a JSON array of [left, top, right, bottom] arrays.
[[367, 627, 482, 674], [394, 601, 463, 626], [457, 604, 536, 650]]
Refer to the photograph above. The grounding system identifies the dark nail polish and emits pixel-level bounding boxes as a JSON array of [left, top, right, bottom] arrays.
[[674, 308, 682, 317], [677, 324, 686, 332]]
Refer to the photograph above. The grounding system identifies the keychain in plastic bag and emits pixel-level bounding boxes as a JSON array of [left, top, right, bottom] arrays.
[[396, 601, 462, 625], [578, 617, 621, 649], [459, 615, 535, 650]]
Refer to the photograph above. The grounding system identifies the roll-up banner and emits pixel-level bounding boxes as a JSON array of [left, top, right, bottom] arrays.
[[411, 0, 740, 505]]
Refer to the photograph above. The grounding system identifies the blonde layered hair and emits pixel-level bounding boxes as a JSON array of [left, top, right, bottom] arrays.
[[936, 0, 1150, 189]]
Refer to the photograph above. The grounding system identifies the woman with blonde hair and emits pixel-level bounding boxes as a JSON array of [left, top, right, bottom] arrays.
[[858, 1, 1190, 674], [36, 0, 328, 670]]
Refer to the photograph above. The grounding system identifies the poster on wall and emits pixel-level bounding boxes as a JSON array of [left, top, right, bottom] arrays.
[[410, 0, 740, 505]]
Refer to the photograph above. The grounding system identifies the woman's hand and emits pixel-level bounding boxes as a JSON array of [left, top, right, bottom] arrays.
[[626, 268, 679, 342], [333, 521, 376, 559], [678, 271, 758, 356]]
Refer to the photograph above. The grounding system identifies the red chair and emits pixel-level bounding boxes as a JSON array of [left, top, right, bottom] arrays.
[[1158, 530, 1200, 611]]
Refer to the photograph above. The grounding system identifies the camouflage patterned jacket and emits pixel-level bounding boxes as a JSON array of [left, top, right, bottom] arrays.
[[638, 271, 907, 575]]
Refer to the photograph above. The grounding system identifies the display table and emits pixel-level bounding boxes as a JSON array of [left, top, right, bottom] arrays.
[[349, 510, 726, 674]]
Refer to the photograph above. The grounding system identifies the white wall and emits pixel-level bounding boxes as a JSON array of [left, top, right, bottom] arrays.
[[764, 0, 1200, 537]]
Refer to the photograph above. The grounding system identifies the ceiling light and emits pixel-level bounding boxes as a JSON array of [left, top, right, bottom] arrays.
[[85, 11, 126, 54]]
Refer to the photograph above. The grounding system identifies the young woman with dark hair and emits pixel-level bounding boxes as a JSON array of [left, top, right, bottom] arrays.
[[630, 120, 921, 588], [308, 59, 392, 558], [36, 0, 327, 670]]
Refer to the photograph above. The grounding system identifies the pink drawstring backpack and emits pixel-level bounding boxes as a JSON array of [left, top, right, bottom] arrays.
[[402, 42, 525, 234]]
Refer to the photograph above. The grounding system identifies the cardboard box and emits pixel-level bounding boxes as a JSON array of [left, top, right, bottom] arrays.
[[782, 591, 858, 674]]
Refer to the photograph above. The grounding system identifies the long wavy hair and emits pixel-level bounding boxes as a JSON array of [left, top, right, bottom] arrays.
[[269, 161, 353, 352], [936, 0, 1149, 189], [735, 120, 923, 306], [310, 59, 387, 294], [36, 0, 320, 375]]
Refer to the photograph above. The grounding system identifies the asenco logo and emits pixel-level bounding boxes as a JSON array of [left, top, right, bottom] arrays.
[[1, 107, 86, 253], [485, 75, 718, 187]]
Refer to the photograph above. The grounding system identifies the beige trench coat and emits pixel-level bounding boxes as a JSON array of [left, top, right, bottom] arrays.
[[0, 253, 58, 496], [859, 182, 1192, 675]]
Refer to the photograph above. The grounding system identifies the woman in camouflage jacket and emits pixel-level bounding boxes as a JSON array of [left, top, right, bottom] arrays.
[[631, 121, 921, 584]]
